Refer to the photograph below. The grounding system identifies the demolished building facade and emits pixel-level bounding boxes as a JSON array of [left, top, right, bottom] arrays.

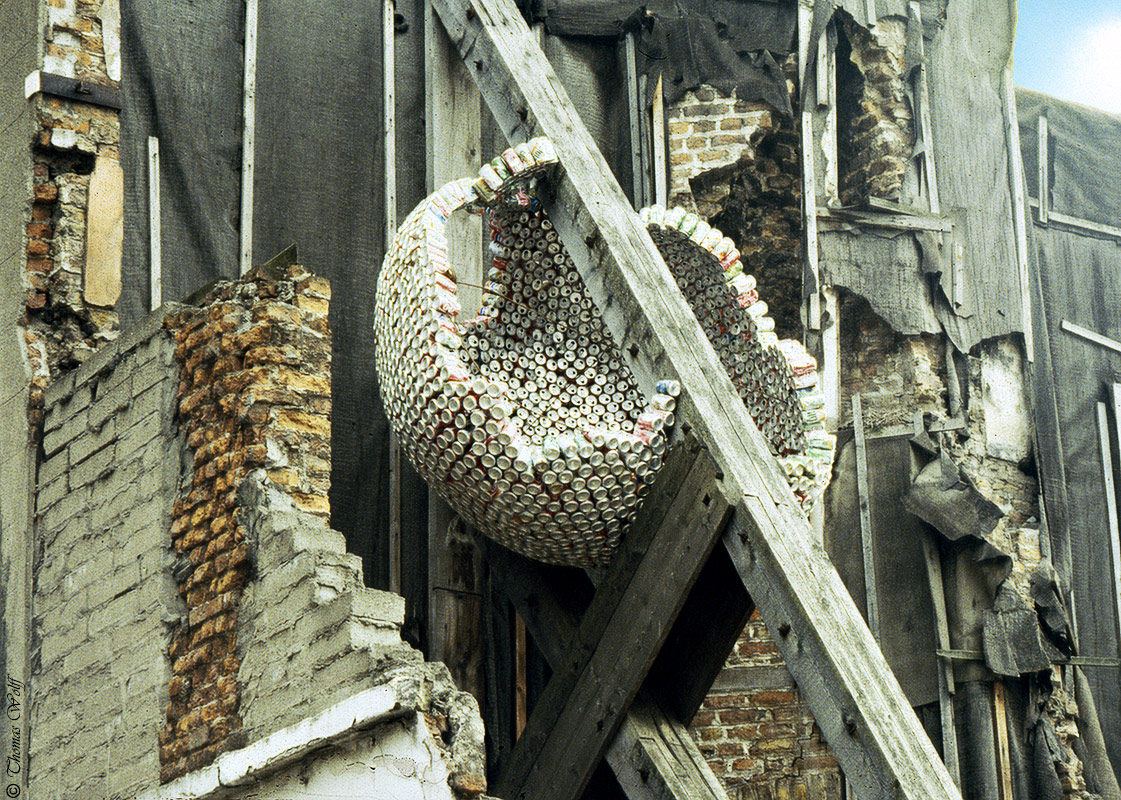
[[0, 0, 1120, 799]]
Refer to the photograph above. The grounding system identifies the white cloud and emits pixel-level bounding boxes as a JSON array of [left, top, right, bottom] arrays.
[[1062, 16, 1121, 114]]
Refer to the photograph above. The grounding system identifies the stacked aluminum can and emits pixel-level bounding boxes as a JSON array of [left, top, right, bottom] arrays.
[[639, 205, 836, 513], [376, 139, 675, 567], [375, 139, 835, 569]]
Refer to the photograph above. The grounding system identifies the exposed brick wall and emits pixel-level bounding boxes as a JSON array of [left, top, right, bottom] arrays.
[[24, 0, 122, 427], [159, 264, 333, 781], [31, 313, 182, 799], [836, 15, 914, 206], [689, 612, 841, 800]]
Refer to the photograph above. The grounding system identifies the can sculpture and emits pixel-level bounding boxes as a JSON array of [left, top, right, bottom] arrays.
[[375, 139, 834, 567]]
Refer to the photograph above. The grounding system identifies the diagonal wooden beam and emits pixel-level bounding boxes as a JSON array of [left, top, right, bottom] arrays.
[[428, 0, 962, 798], [493, 438, 732, 800], [481, 445, 735, 800]]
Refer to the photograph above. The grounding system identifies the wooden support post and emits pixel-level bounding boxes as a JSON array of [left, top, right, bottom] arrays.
[[992, 682, 1014, 800], [482, 482, 735, 800], [802, 111, 821, 330], [652, 73, 667, 207], [1002, 67, 1033, 363], [385, 0, 402, 593], [852, 394, 880, 639], [429, 0, 962, 796], [1097, 399, 1121, 655], [822, 288, 840, 426], [625, 32, 644, 208], [239, 0, 258, 275], [496, 438, 732, 800], [147, 135, 161, 309], [921, 530, 960, 786], [425, 1, 485, 698], [1037, 114, 1049, 224]]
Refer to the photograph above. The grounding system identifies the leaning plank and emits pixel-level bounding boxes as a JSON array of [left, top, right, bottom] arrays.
[[428, 0, 961, 797], [495, 438, 732, 800], [481, 500, 733, 800]]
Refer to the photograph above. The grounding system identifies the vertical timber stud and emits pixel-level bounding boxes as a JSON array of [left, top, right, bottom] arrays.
[[625, 32, 644, 208], [1037, 113, 1049, 224], [239, 0, 258, 275], [424, 1, 486, 699], [385, 0, 402, 593], [147, 135, 162, 309], [652, 73, 667, 207], [428, 0, 963, 797], [1002, 67, 1033, 363], [1099, 395, 1121, 655], [797, 0, 821, 330], [852, 394, 880, 639]]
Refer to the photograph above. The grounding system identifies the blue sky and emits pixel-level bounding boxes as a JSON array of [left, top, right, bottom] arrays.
[[1014, 0, 1121, 114]]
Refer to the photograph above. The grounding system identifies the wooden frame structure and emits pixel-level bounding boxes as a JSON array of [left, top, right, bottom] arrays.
[[422, 0, 964, 797]]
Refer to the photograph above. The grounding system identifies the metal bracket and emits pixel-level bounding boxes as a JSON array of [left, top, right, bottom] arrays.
[[24, 70, 121, 110]]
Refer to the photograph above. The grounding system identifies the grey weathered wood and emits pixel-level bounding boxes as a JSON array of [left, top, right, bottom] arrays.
[[992, 681, 1014, 800], [1027, 198, 1121, 240], [1061, 319, 1121, 355], [239, 0, 258, 275], [495, 439, 731, 800], [1002, 67, 1033, 363], [147, 135, 161, 309], [1037, 114, 1049, 224], [908, 2, 940, 216], [1097, 398, 1121, 658], [652, 73, 667, 207], [429, 0, 962, 797], [921, 533, 960, 786], [425, 3, 486, 699], [852, 394, 880, 639], [625, 32, 643, 208], [482, 537, 732, 800]]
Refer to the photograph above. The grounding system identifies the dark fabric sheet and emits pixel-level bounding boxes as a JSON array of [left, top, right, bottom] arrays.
[[119, 0, 244, 326], [825, 434, 940, 707], [530, 0, 797, 114], [1029, 221, 1121, 771], [1017, 88, 1121, 231], [251, 0, 391, 586]]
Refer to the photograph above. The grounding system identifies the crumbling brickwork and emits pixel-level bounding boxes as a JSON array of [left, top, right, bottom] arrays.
[[24, 0, 122, 425], [689, 612, 841, 800], [31, 313, 182, 799], [159, 264, 333, 780], [836, 15, 914, 205]]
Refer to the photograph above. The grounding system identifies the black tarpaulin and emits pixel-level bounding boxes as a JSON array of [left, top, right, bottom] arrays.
[[1027, 218, 1121, 771], [250, 0, 391, 586], [825, 434, 940, 707], [981, 584, 1051, 677], [527, 0, 797, 114], [1021, 88, 1121, 777], [119, 0, 244, 326], [1017, 88, 1121, 230]]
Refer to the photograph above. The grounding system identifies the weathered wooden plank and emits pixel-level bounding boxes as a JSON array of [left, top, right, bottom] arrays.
[[425, 3, 486, 699], [1097, 399, 1121, 658], [1001, 67, 1033, 363], [239, 0, 258, 274], [817, 207, 952, 233], [429, 1, 961, 797], [147, 135, 161, 309], [852, 394, 880, 639], [992, 682, 1014, 800], [1061, 319, 1121, 355], [1037, 114, 1049, 224], [495, 440, 731, 800], [481, 482, 733, 800]]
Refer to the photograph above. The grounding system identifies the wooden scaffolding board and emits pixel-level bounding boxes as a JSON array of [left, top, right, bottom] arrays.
[[426, 0, 963, 797]]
